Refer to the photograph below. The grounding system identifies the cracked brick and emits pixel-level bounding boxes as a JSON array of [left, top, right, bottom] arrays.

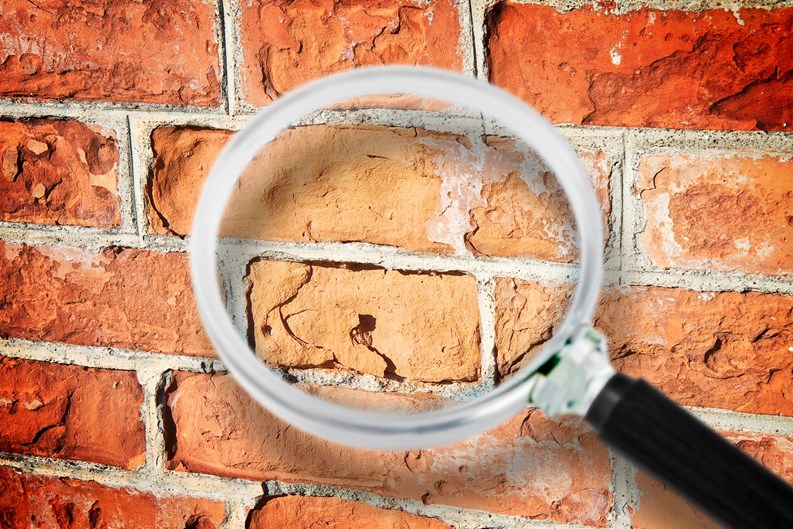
[[0, 357, 145, 469], [486, 4, 793, 131], [247, 260, 480, 383]]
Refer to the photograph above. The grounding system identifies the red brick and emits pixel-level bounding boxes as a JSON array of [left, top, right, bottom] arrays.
[[636, 152, 793, 275], [239, 0, 464, 106], [486, 4, 793, 131], [166, 372, 612, 525], [149, 125, 611, 261], [0, 0, 221, 106], [0, 243, 213, 356], [632, 433, 793, 528], [495, 281, 793, 416], [0, 119, 120, 227], [248, 496, 453, 529], [248, 260, 480, 382], [0, 466, 226, 529], [0, 357, 144, 469]]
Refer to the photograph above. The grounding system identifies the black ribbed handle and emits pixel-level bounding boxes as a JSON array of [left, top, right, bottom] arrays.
[[586, 373, 793, 529]]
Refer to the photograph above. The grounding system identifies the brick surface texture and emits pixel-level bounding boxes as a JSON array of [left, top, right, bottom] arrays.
[[486, 4, 793, 131], [248, 496, 454, 529], [0, 119, 120, 227], [166, 371, 612, 525], [636, 151, 793, 275], [495, 280, 793, 416], [0, 242, 213, 356], [148, 125, 612, 260], [0, 466, 226, 529], [1, 0, 791, 527], [0, 0, 221, 106], [0, 357, 145, 469], [239, 0, 465, 106]]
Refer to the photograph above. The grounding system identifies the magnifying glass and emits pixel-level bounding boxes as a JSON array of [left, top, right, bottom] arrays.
[[189, 66, 793, 529]]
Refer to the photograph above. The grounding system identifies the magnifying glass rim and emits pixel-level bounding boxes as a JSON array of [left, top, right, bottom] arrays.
[[189, 65, 604, 449]]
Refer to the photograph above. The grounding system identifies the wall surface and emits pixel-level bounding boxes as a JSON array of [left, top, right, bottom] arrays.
[[0, 1, 792, 528]]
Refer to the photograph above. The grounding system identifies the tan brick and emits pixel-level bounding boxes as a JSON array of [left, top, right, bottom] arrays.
[[247, 496, 453, 529], [0, 466, 226, 529], [0, 0, 221, 106], [149, 125, 611, 261], [486, 4, 793, 131], [0, 357, 145, 469], [248, 260, 480, 382], [239, 0, 464, 106], [636, 152, 793, 275], [0, 243, 213, 356], [166, 372, 612, 525], [494, 281, 793, 416], [0, 119, 120, 227]]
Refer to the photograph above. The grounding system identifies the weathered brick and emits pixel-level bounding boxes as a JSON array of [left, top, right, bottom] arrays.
[[248, 496, 453, 529], [0, 466, 226, 529], [495, 281, 793, 416], [0, 0, 221, 106], [166, 372, 612, 525], [486, 4, 793, 131], [0, 243, 213, 356], [636, 152, 793, 275], [248, 260, 480, 382], [631, 433, 793, 528], [0, 119, 120, 227], [148, 125, 611, 261], [239, 0, 464, 106], [0, 357, 144, 469]]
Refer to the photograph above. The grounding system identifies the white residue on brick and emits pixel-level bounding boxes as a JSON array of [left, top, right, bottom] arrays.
[[610, 46, 622, 65], [734, 237, 751, 251], [644, 192, 685, 259]]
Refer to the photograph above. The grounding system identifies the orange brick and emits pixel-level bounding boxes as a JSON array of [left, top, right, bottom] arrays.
[[248, 260, 480, 382], [0, 243, 213, 356], [631, 433, 793, 528], [248, 496, 453, 529], [636, 152, 793, 275], [0, 119, 120, 227], [494, 281, 793, 416], [165, 372, 612, 525], [148, 125, 611, 261], [0, 0, 221, 106], [0, 466, 226, 529], [0, 357, 144, 469], [239, 0, 464, 106], [486, 4, 793, 131]]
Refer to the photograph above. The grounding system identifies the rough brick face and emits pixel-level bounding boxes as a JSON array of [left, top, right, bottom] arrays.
[[248, 496, 453, 529], [0, 466, 226, 529], [495, 281, 793, 416], [632, 433, 793, 528], [0, 243, 213, 356], [239, 0, 464, 106], [248, 260, 480, 382], [0, 357, 145, 469], [149, 125, 612, 260], [486, 4, 793, 131], [0, 0, 221, 106], [166, 372, 612, 525], [636, 152, 793, 275], [0, 119, 120, 227]]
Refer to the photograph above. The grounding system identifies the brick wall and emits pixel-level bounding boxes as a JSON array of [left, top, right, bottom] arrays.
[[1, 1, 791, 529]]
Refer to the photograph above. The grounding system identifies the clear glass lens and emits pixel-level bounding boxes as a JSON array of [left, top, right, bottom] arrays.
[[213, 94, 580, 415]]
